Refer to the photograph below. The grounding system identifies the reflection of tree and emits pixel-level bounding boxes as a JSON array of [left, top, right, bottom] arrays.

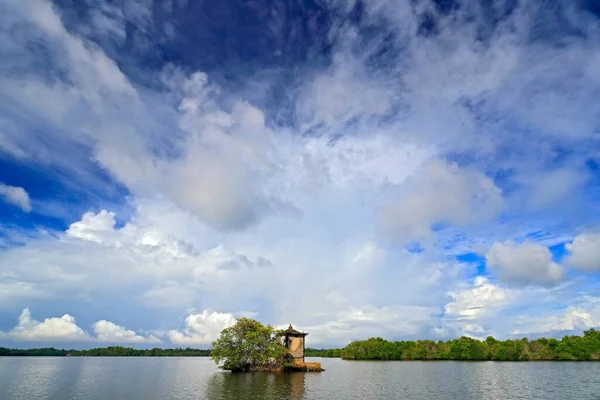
[[204, 371, 306, 400]]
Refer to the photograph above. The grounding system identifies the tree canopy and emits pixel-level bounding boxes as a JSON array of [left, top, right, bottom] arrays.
[[0, 347, 211, 357], [210, 318, 292, 371], [340, 329, 600, 361], [305, 348, 342, 358], [4, 328, 600, 362]]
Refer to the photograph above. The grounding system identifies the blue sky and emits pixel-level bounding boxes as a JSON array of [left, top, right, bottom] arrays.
[[1, 0, 600, 348]]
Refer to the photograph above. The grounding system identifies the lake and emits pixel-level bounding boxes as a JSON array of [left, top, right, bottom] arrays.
[[1, 357, 599, 399]]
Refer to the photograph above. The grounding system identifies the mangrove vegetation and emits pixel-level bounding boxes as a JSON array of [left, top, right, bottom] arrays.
[[304, 348, 343, 358], [3, 328, 600, 361], [340, 329, 600, 361], [0, 347, 211, 357], [210, 318, 294, 371]]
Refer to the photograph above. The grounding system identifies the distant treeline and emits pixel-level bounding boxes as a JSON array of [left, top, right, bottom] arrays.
[[0, 346, 210, 357], [304, 348, 342, 357], [4, 329, 600, 360], [341, 329, 600, 361], [2, 346, 337, 358]]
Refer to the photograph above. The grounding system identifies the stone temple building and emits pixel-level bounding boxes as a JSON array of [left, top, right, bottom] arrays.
[[281, 324, 308, 362]]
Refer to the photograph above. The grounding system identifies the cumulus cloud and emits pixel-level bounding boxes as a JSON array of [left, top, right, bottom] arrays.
[[486, 241, 564, 287], [0, 182, 32, 212], [304, 305, 440, 345], [442, 277, 600, 339], [0, 207, 275, 314], [510, 298, 600, 337], [167, 310, 237, 345], [66, 210, 117, 243], [379, 160, 504, 243], [0, 308, 91, 342], [445, 276, 512, 320], [93, 320, 161, 343], [565, 233, 600, 272], [0, 308, 162, 343], [90, 71, 283, 232]]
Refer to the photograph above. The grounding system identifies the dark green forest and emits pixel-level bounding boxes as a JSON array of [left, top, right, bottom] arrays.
[[0, 346, 210, 357], [341, 329, 600, 361], [3, 329, 600, 361], [2, 345, 341, 358], [304, 348, 343, 357]]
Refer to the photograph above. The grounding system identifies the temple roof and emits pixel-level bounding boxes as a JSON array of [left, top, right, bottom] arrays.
[[283, 324, 308, 336]]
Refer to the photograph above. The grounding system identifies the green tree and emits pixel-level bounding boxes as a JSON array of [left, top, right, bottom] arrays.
[[210, 318, 291, 371], [449, 337, 487, 360]]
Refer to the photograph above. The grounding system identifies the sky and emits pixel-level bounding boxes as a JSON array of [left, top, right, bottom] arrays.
[[0, 0, 600, 349]]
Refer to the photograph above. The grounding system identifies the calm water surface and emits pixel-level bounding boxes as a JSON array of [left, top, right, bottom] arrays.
[[1, 357, 599, 399]]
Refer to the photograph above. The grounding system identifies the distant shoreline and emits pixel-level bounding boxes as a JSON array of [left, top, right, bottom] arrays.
[[0, 346, 339, 358], [3, 328, 600, 361], [340, 329, 600, 361], [0, 347, 210, 357]]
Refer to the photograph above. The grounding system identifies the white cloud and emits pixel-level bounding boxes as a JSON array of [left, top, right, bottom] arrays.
[[0, 0, 599, 346], [303, 305, 440, 345], [0, 182, 32, 212], [167, 310, 237, 345], [85, 1, 127, 44], [93, 320, 161, 343], [295, 134, 432, 192], [139, 281, 199, 310], [486, 241, 564, 287], [0, 308, 91, 342], [66, 210, 117, 243], [442, 276, 537, 339], [0, 280, 52, 304], [525, 307, 599, 335], [0, 308, 161, 343], [510, 298, 600, 337], [517, 167, 589, 210], [5, 0, 135, 102], [0, 207, 274, 310], [296, 52, 393, 127], [443, 277, 600, 339], [565, 233, 600, 272], [445, 276, 513, 320], [86, 70, 284, 232], [379, 160, 504, 243], [0, 203, 465, 345], [347, 241, 386, 273]]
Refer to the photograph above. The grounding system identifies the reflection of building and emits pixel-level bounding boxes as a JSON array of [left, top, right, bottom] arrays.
[[287, 370, 306, 399], [281, 324, 308, 362]]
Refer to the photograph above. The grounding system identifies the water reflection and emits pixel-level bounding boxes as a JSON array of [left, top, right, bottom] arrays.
[[5, 358, 61, 399], [2, 358, 599, 400], [205, 371, 306, 400]]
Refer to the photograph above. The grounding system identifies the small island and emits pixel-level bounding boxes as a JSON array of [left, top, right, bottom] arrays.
[[210, 318, 323, 372]]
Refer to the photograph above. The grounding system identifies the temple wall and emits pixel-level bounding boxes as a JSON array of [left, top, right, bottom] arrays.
[[288, 337, 304, 359]]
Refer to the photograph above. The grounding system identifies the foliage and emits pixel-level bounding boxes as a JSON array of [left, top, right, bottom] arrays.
[[210, 318, 292, 371], [340, 329, 600, 361], [73, 347, 211, 357], [305, 348, 343, 358], [0, 347, 70, 356], [0, 347, 210, 357], [5, 328, 600, 362]]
